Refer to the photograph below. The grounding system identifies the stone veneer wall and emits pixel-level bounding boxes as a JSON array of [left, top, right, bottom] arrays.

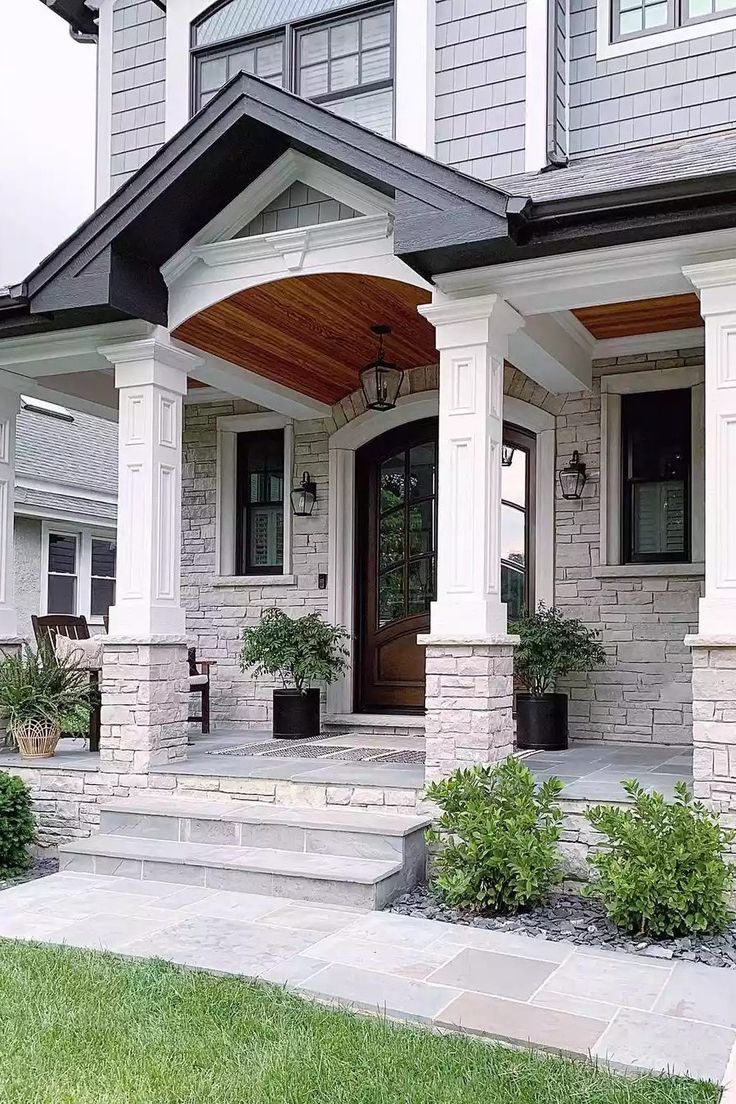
[[181, 367, 437, 727], [183, 351, 703, 745], [553, 348, 704, 745]]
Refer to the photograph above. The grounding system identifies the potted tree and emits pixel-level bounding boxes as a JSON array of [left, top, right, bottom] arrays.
[[240, 608, 349, 739], [0, 643, 92, 758], [510, 604, 606, 751]]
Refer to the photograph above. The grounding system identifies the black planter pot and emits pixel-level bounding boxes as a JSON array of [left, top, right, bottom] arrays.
[[272, 688, 321, 739], [516, 693, 568, 751]]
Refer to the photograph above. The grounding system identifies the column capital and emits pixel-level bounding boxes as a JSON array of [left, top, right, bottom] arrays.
[[98, 337, 203, 394], [418, 294, 524, 350]]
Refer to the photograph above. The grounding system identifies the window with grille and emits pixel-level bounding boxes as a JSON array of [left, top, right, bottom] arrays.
[[621, 389, 691, 563], [612, 0, 736, 41], [236, 429, 285, 574], [192, 3, 394, 137]]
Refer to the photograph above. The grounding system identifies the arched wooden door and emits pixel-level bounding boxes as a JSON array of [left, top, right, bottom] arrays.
[[355, 418, 438, 713]]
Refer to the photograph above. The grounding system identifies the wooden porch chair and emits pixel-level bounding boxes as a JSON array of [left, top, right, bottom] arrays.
[[30, 614, 101, 752]]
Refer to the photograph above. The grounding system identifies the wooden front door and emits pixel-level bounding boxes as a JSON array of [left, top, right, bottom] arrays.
[[356, 418, 438, 713]]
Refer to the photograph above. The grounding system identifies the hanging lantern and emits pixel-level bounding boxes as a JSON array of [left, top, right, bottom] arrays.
[[558, 450, 587, 500], [290, 471, 317, 516], [360, 325, 404, 411], [501, 444, 515, 467]]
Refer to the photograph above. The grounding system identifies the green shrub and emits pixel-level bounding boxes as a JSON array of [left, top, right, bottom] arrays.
[[585, 779, 735, 938], [426, 758, 564, 914], [240, 608, 348, 693], [510, 603, 607, 696], [0, 773, 35, 875]]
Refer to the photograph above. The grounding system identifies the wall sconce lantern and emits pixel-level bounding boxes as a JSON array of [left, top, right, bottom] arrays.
[[360, 325, 404, 411], [558, 450, 587, 500], [290, 471, 317, 516], [501, 444, 515, 467]]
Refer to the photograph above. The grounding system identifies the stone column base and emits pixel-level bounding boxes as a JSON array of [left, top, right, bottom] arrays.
[[100, 638, 189, 778], [686, 634, 736, 821], [419, 634, 518, 785]]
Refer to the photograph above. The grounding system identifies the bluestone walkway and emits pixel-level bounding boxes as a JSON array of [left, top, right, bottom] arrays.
[[0, 871, 734, 1086]]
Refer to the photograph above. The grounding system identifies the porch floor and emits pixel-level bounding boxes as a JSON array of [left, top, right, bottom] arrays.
[[0, 733, 694, 802]]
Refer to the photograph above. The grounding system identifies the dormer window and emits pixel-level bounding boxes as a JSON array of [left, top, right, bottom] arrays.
[[192, 1, 394, 138]]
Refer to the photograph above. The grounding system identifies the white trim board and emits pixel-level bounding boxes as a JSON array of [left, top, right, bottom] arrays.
[[162, 151, 394, 286], [595, 0, 736, 60]]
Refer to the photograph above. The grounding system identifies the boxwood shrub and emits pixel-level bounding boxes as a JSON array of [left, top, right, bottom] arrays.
[[586, 779, 735, 938], [0, 773, 35, 875], [426, 757, 564, 914]]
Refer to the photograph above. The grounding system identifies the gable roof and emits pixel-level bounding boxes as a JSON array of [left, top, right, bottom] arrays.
[[0, 73, 515, 340]]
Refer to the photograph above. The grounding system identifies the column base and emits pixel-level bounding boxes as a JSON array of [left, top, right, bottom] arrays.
[[687, 634, 736, 817], [420, 635, 517, 785], [100, 638, 189, 776]]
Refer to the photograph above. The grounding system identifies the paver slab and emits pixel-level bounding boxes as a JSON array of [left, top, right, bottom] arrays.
[[299, 962, 461, 1021], [534, 950, 672, 1010], [427, 947, 558, 1000], [654, 961, 736, 1029], [592, 1008, 736, 1082]]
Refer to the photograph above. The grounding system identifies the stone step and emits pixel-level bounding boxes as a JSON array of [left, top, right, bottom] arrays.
[[99, 797, 430, 862], [58, 834, 412, 909]]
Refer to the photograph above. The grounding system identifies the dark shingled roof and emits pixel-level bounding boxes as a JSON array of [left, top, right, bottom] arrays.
[[491, 129, 736, 203]]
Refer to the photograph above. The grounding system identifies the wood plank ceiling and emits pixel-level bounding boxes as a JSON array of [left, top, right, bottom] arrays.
[[175, 273, 436, 405], [572, 293, 703, 339]]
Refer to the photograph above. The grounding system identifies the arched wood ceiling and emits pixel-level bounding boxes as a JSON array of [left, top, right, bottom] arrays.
[[174, 272, 436, 406]]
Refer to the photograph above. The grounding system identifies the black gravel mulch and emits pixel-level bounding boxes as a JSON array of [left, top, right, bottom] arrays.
[[0, 856, 58, 893], [389, 885, 736, 969]]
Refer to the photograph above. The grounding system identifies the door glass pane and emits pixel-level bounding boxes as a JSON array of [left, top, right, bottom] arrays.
[[378, 567, 404, 627], [408, 500, 434, 557], [379, 511, 405, 571], [380, 453, 405, 513], [501, 447, 526, 508], [409, 442, 435, 500], [408, 559, 433, 616]]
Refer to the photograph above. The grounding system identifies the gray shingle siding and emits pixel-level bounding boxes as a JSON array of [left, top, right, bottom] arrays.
[[569, 0, 736, 156], [110, 0, 167, 192], [236, 184, 360, 236], [434, 0, 526, 180]]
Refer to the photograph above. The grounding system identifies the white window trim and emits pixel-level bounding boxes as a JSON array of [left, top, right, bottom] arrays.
[[596, 0, 736, 59], [599, 366, 705, 571], [215, 412, 294, 578], [41, 521, 117, 626]]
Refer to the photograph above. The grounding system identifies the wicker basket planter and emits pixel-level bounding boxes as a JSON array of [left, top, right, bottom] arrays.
[[13, 721, 60, 759]]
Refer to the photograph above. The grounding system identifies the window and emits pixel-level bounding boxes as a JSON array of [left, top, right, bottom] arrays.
[[612, 0, 736, 40], [192, 3, 395, 137], [44, 528, 117, 621], [501, 427, 535, 621], [91, 539, 117, 618], [47, 533, 78, 615], [236, 430, 285, 574], [621, 389, 691, 564]]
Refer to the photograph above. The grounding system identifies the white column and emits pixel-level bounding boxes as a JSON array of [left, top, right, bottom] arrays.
[[417, 294, 524, 782], [682, 260, 736, 811], [0, 386, 20, 640], [419, 293, 525, 638], [99, 337, 202, 637]]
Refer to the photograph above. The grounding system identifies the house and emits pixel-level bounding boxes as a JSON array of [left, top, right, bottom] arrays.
[[0, 0, 734, 855], [13, 399, 117, 639]]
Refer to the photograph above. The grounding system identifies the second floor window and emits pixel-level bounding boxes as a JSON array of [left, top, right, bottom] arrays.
[[192, 3, 394, 138], [613, 0, 736, 40]]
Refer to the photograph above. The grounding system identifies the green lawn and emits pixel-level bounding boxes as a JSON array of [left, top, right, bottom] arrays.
[[0, 940, 720, 1104]]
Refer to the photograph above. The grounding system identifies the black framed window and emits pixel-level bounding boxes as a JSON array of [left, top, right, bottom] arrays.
[[621, 389, 691, 564], [612, 0, 736, 41], [192, 2, 395, 136], [501, 426, 535, 622], [91, 539, 117, 619], [47, 533, 78, 614], [236, 430, 285, 575]]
